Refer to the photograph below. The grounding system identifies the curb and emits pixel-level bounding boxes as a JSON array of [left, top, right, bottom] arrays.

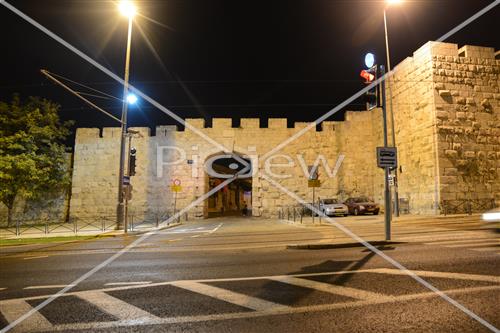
[[286, 240, 404, 250]]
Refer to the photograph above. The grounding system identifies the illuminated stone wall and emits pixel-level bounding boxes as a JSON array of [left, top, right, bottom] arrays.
[[69, 41, 499, 221]]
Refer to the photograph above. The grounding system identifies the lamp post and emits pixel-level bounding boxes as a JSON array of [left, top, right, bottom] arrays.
[[117, 0, 137, 230], [383, 0, 402, 217]]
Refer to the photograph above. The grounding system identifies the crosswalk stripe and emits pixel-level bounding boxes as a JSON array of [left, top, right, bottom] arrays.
[[76, 291, 160, 322], [171, 281, 290, 311], [0, 299, 52, 332], [268, 276, 391, 301]]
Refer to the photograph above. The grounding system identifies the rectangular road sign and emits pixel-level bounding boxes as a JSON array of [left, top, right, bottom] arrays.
[[171, 185, 182, 192], [308, 179, 321, 188], [377, 147, 397, 169]]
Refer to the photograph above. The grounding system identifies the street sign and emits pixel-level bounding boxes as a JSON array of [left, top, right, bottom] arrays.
[[124, 184, 133, 200], [388, 174, 394, 186], [308, 165, 319, 180], [122, 176, 130, 185], [377, 147, 397, 169], [308, 179, 321, 188], [171, 179, 182, 192], [171, 185, 182, 192]]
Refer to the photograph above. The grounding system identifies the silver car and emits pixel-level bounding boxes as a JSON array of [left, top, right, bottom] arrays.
[[319, 198, 348, 217]]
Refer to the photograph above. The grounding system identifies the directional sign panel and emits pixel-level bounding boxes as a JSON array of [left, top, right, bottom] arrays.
[[308, 179, 321, 188], [377, 147, 398, 169]]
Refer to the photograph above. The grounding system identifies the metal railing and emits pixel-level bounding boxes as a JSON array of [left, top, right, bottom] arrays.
[[278, 203, 322, 224], [440, 198, 495, 216], [1, 210, 190, 237]]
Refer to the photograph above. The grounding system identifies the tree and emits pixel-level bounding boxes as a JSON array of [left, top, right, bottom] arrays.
[[0, 95, 73, 226]]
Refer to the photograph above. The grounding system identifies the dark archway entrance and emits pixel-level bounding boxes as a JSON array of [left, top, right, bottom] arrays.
[[205, 154, 252, 218]]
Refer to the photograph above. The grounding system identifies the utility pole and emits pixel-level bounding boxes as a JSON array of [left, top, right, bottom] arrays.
[[380, 65, 392, 241]]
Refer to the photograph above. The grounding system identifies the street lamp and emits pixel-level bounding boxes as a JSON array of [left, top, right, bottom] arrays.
[[126, 93, 138, 105], [384, 0, 403, 216], [117, 0, 136, 231]]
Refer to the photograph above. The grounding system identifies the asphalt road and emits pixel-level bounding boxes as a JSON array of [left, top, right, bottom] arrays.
[[0, 216, 499, 333]]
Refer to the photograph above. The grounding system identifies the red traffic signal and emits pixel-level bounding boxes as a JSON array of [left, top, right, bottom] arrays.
[[360, 69, 375, 83]]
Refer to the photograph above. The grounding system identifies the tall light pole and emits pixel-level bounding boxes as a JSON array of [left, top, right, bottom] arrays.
[[384, 0, 402, 217], [117, 0, 137, 230]]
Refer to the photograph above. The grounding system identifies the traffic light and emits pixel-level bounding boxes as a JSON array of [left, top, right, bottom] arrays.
[[129, 147, 136, 176], [360, 65, 379, 111]]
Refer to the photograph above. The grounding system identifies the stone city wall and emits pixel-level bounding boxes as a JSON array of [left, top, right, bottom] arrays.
[[391, 41, 500, 213], [69, 41, 500, 220], [70, 114, 384, 221]]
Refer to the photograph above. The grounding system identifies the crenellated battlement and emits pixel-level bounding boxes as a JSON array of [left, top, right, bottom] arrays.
[[75, 116, 371, 142]]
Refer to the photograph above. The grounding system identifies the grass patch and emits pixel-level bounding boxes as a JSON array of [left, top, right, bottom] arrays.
[[0, 234, 114, 247]]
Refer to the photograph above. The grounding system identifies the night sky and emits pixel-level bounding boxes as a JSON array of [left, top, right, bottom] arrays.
[[0, 0, 498, 142]]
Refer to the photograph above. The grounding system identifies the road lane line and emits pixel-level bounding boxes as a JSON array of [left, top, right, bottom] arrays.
[[445, 241, 499, 248], [22, 256, 48, 260], [430, 239, 499, 245], [0, 299, 52, 332], [171, 280, 290, 311], [24, 285, 75, 290], [208, 223, 223, 234], [76, 291, 160, 322], [104, 282, 152, 286], [2, 268, 499, 305], [268, 276, 391, 301], [369, 268, 500, 283], [41, 285, 500, 332]]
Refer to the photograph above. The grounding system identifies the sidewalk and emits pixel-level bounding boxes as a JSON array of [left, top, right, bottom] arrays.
[[281, 213, 482, 227]]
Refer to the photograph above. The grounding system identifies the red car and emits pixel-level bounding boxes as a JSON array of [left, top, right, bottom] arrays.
[[344, 197, 380, 215]]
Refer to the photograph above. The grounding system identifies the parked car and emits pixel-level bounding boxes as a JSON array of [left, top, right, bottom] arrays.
[[319, 198, 348, 217], [344, 197, 380, 215], [482, 207, 500, 233]]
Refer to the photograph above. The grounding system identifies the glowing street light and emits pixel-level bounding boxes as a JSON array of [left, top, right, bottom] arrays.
[[126, 93, 138, 105], [384, 0, 404, 217], [119, 1, 137, 18], [117, 0, 137, 232]]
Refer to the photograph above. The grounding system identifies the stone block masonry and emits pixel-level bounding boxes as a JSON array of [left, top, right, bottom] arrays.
[[69, 41, 499, 221]]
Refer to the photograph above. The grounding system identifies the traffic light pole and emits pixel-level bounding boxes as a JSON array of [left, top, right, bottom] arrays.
[[380, 65, 391, 241]]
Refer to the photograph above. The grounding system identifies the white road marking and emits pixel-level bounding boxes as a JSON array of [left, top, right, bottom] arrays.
[[24, 285, 75, 290], [445, 241, 499, 248], [268, 276, 391, 301], [76, 291, 160, 322], [208, 223, 223, 234], [3, 268, 497, 305], [31, 285, 500, 332], [0, 288, 6, 291], [0, 299, 52, 332], [104, 282, 152, 286], [428, 238, 498, 245], [23, 255, 48, 260], [191, 234, 202, 238], [171, 280, 290, 311], [369, 268, 500, 283]]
